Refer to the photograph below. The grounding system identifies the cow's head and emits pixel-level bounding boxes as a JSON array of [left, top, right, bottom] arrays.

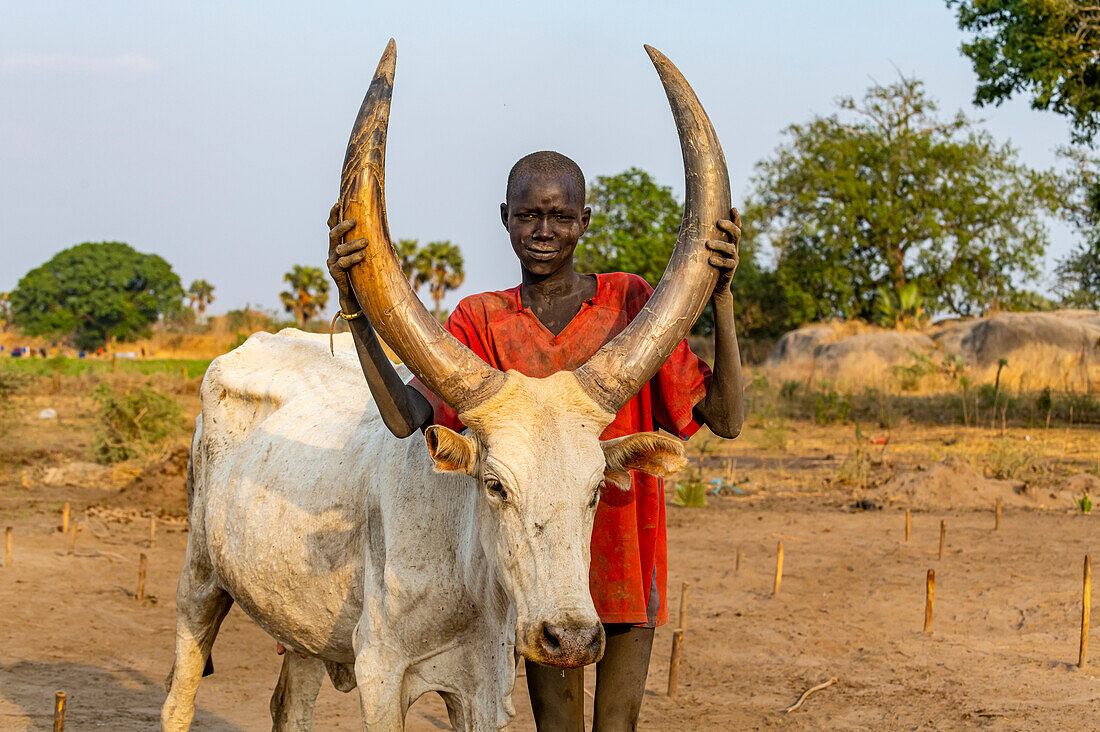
[[422, 371, 685, 667], [339, 41, 730, 668]]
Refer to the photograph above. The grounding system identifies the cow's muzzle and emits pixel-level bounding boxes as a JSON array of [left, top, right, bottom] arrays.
[[520, 619, 605, 668]]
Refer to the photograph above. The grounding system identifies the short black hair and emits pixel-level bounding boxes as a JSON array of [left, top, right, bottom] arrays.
[[506, 151, 585, 204]]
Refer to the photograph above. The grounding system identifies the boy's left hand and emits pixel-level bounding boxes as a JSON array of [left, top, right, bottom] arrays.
[[707, 207, 741, 298]]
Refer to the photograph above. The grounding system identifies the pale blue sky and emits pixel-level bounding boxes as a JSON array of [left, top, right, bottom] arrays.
[[0, 1, 1076, 315]]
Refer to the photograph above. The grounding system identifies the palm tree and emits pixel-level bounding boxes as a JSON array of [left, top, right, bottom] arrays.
[[279, 265, 330, 329], [415, 241, 465, 319], [186, 280, 216, 323]]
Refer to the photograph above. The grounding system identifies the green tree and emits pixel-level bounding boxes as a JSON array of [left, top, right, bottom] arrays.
[[186, 279, 216, 323], [1054, 147, 1100, 306], [575, 168, 683, 287], [947, 0, 1100, 144], [279, 265, 330, 328], [749, 75, 1060, 323], [576, 168, 785, 338], [394, 239, 431, 295], [415, 241, 465, 319], [10, 241, 184, 349]]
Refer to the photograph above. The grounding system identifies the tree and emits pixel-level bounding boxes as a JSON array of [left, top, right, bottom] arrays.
[[186, 279, 216, 323], [1054, 146, 1100, 306], [947, 2, 1100, 307], [394, 238, 433, 295], [749, 75, 1060, 324], [575, 168, 683, 287], [279, 265, 330, 328], [414, 241, 465, 319], [10, 241, 183, 349], [947, 0, 1100, 144], [575, 168, 785, 338]]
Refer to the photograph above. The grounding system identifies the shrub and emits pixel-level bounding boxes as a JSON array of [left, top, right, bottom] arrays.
[[813, 383, 852, 424], [92, 383, 182, 464], [672, 472, 707, 508]]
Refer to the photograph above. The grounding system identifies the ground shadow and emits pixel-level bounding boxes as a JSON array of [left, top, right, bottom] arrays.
[[0, 659, 245, 731]]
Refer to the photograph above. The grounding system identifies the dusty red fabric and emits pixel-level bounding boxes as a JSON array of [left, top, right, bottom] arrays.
[[410, 272, 710, 626]]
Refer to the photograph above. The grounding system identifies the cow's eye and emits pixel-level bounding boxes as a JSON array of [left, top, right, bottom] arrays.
[[486, 479, 507, 501]]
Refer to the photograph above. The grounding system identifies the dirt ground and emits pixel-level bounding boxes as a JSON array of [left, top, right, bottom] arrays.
[[1, 387, 1098, 729]]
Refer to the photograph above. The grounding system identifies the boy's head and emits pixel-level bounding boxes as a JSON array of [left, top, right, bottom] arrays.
[[501, 151, 591, 277]]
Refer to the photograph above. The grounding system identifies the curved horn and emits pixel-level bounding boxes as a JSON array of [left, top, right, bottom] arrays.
[[573, 46, 732, 415], [341, 40, 505, 414]]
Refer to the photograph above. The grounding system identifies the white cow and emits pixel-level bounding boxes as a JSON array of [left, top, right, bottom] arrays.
[[161, 330, 685, 730], [162, 40, 731, 730]]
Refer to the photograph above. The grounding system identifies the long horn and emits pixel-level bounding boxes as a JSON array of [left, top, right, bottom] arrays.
[[573, 46, 732, 415], [341, 40, 505, 414]]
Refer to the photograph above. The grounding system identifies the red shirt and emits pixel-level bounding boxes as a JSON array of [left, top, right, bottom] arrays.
[[411, 272, 711, 626]]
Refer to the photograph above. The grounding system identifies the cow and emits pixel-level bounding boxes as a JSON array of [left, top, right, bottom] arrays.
[[161, 39, 731, 731]]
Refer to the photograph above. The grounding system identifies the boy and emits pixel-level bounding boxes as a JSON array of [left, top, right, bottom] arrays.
[[327, 151, 743, 730]]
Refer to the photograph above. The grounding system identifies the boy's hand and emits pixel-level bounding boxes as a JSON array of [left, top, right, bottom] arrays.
[[327, 203, 368, 312], [706, 207, 741, 298]]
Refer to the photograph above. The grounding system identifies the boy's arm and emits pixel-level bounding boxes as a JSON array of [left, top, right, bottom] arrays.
[[328, 205, 433, 437], [691, 209, 745, 439]]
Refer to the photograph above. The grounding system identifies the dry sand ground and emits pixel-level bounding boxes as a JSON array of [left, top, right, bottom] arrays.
[[2, 489, 1098, 729], [1, 383, 1097, 729]]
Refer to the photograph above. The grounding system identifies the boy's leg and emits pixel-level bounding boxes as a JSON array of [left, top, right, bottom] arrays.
[[525, 658, 584, 731], [592, 623, 654, 732]]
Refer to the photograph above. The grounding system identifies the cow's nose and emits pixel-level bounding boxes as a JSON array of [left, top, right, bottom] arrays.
[[539, 622, 604, 666]]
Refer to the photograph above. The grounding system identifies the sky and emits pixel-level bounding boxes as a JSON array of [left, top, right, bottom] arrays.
[[0, 1, 1079, 317]]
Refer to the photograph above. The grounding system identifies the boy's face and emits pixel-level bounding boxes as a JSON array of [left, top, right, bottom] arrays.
[[501, 172, 591, 277]]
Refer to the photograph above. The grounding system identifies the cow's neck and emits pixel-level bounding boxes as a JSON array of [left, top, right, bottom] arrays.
[[458, 486, 508, 614]]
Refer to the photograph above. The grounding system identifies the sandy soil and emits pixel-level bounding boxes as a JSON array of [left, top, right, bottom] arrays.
[[1, 382, 1097, 729], [2, 488, 1097, 730]]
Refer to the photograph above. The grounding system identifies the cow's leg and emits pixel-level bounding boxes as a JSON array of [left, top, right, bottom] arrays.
[[161, 567, 233, 731], [270, 653, 326, 731]]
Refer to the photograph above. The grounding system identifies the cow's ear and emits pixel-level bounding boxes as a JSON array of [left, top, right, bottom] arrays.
[[600, 432, 686, 490], [425, 425, 478, 475]]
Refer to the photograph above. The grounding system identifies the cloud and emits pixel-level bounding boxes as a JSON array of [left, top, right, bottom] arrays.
[[0, 52, 159, 76]]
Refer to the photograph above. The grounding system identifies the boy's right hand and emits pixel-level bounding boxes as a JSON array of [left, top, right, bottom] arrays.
[[327, 203, 369, 312]]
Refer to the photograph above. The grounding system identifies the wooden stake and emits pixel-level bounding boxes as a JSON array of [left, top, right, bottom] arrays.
[[994, 499, 1001, 531], [938, 520, 946, 560], [53, 690, 66, 732], [667, 630, 684, 698], [667, 582, 690, 697], [67, 522, 79, 556], [773, 540, 784, 595], [4, 527, 11, 567], [735, 546, 742, 574], [137, 553, 148, 601], [905, 509, 911, 543], [61, 502, 70, 534], [149, 516, 157, 549], [1080, 555, 1091, 668], [924, 569, 935, 632], [677, 582, 690, 631]]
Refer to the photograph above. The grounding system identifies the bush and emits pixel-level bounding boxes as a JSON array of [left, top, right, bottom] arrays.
[[813, 383, 852, 424], [92, 383, 182, 464], [672, 472, 707, 508]]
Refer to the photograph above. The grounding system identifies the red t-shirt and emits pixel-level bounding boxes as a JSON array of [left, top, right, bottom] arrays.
[[410, 272, 711, 626]]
